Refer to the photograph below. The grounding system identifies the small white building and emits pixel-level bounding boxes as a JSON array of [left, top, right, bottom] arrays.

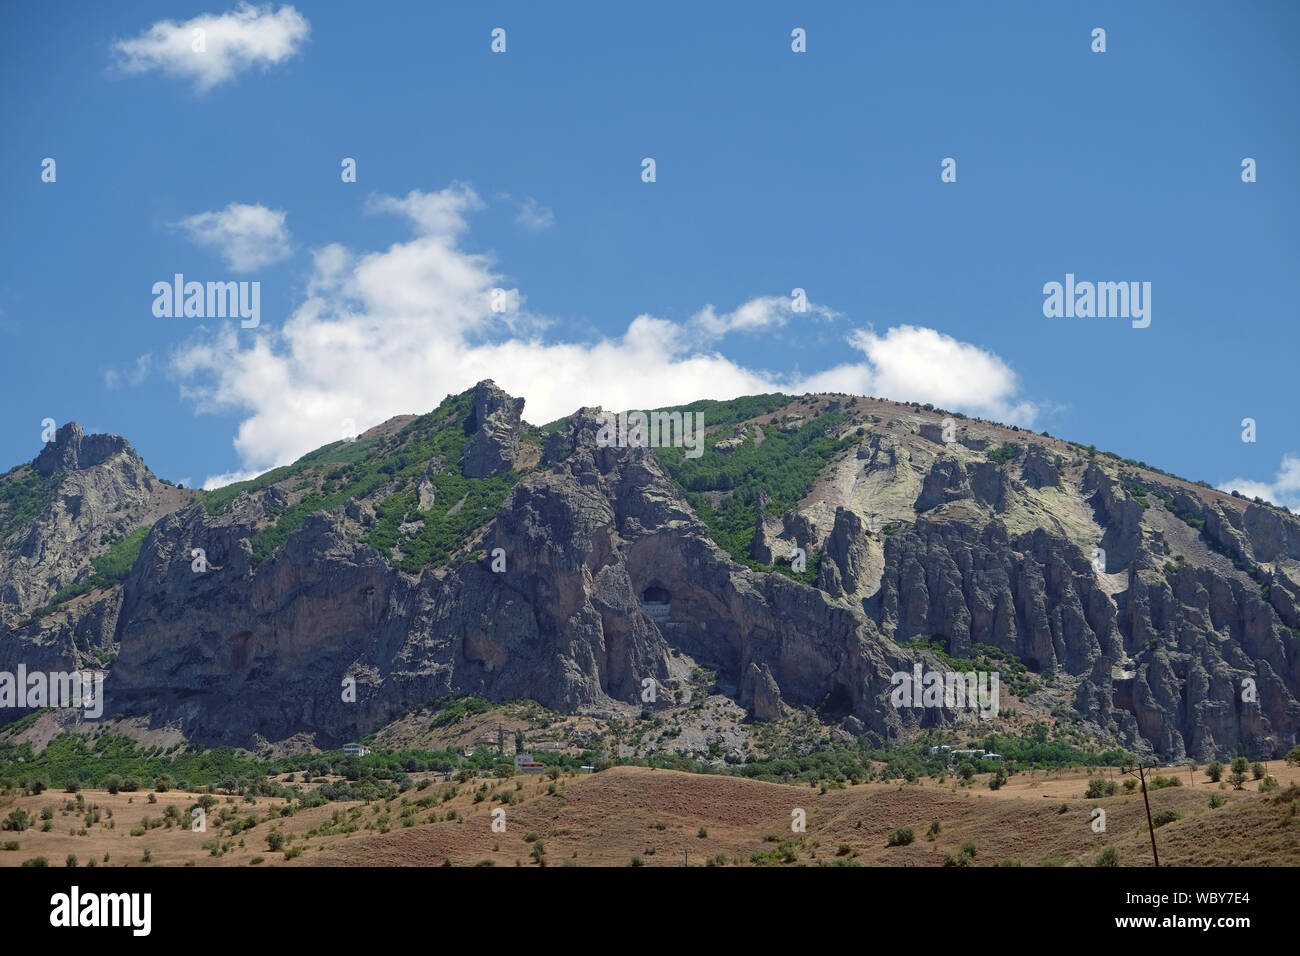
[[343, 742, 371, 757]]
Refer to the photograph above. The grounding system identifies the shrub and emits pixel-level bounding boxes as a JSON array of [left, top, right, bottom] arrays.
[[1085, 778, 1118, 799], [1259, 776, 1278, 793], [2, 809, 31, 832], [1251, 762, 1265, 780], [1209, 794, 1226, 809], [886, 827, 915, 847], [987, 443, 1021, 465], [266, 830, 285, 851], [1151, 809, 1182, 828], [1123, 779, 1138, 793], [1206, 761, 1224, 782], [65, 854, 77, 868], [1095, 846, 1119, 867], [21, 857, 49, 867], [927, 820, 941, 840]]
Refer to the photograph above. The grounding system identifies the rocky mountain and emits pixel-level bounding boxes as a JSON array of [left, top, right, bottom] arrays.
[[2, 381, 1298, 761]]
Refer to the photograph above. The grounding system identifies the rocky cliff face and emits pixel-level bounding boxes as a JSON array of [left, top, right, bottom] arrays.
[[2, 384, 1298, 761], [0, 423, 188, 626]]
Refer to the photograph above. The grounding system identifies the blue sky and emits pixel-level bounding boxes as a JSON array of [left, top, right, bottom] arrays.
[[1, 1, 1297, 504]]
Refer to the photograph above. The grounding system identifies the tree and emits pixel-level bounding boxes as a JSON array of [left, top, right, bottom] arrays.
[[104, 775, 122, 795], [1229, 757, 1248, 791], [515, 730, 525, 754], [1205, 761, 1224, 783], [266, 830, 285, 852], [1251, 762, 1265, 780]]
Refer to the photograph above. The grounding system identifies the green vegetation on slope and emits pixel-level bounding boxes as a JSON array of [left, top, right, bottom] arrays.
[[0, 467, 65, 541], [200, 390, 532, 572], [540, 393, 792, 436], [202, 435, 386, 517], [362, 392, 521, 574], [986, 442, 1021, 465], [654, 403, 855, 580], [20, 526, 151, 625], [894, 636, 1042, 700]]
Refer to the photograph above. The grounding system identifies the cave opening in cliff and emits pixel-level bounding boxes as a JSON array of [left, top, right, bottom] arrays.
[[820, 683, 854, 721], [642, 585, 670, 605]]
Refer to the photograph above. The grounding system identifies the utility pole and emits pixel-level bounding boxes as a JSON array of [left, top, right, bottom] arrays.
[[1123, 762, 1160, 867]]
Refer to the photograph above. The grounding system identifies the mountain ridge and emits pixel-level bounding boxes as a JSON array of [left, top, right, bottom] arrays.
[[2, 380, 1298, 764]]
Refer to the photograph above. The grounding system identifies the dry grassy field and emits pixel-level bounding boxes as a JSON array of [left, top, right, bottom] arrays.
[[3, 761, 1297, 868]]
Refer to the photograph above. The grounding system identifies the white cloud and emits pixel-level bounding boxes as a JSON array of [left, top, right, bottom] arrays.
[[515, 197, 555, 231], [1219, 454, 1300, 511], [201, 467, 270, 490], [690, 295, 838, 341], [169, 184, 1038, 487], [367, 184, 483, 239], [104, 353, 153, 390], [794, 326, 1038, 426], [172, 203, 292, 272], [112, 3, 310, 93]]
